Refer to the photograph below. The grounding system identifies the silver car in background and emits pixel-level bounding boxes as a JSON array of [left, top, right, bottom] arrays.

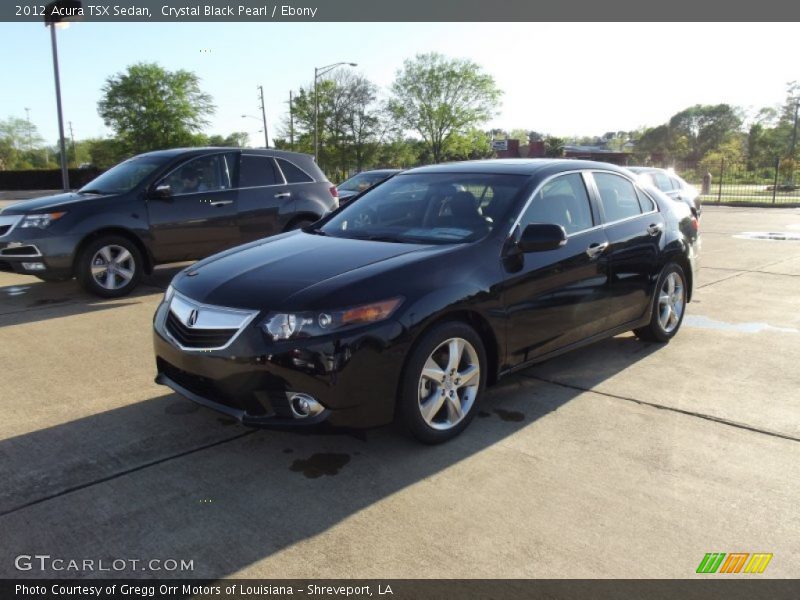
[[627, 167, 701, 216]]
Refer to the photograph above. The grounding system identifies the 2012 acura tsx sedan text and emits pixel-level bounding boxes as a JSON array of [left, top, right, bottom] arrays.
[[153, 159, 700, 443]]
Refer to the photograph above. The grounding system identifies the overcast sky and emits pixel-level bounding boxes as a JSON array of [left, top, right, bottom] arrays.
[[0, 22, 796, 146]]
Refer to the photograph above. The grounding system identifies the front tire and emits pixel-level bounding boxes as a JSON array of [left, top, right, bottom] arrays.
[[634, 262, 687, 343], [76, 236, 142, 298], [398, 321, 486, 444]]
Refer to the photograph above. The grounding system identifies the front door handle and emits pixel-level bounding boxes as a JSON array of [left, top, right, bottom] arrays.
[[274, 192, 292, 199], [209, 200, 233, 207], [586, 241, 609, 258], [647, 223, 663, 236]]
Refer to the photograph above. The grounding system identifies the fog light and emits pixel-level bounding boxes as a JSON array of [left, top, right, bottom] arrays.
[[22, 262, 46, 271], [287, 393, 324, 418]]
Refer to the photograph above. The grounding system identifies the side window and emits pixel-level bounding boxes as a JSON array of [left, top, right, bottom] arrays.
[[636, 188, 656, 212], [276, 158, 313, 184], [669, 176, 684, 191], [594, 172, 643, 222], [521, 173, 593, 235], [239, 155, 279, 188], [163, 154, 229, 195], [650, 171, 673, 192]]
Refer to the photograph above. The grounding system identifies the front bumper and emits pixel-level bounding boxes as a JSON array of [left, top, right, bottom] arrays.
[[152, 298, 409, 428], [0, 218, 78, 277]]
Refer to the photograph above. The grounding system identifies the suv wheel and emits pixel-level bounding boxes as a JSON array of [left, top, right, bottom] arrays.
[[77, 236, 142, 298]]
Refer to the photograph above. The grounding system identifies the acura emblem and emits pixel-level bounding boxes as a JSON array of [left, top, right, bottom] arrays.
[[187, 309, 199, 327]]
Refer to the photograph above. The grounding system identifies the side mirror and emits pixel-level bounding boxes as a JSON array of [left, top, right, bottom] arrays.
[[151, 183, 172, 200], [518, 223, 567, 252]]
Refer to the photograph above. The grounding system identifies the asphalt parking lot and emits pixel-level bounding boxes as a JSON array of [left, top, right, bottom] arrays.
[[1, 205, 798, 579]]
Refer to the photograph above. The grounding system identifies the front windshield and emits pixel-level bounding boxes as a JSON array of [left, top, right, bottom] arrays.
[[320, 172, 528, 244], [79, 155, 166, 195], [338, 172, 387, 192]]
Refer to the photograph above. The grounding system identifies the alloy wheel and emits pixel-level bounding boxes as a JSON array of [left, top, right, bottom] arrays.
[[90, 245, 136, 290], [658, 271, 685, 333], [418, 337, 480, 430]]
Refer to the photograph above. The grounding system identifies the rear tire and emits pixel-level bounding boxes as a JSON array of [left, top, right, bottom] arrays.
[[634, 262, 687, 343], [398, 321, 486, 444], [76, 235, 142, 298]]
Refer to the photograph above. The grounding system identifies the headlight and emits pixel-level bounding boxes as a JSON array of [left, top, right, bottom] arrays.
[[20, 212, 66, 228], [163, 284, 175, 304], [263, 297, 402, 341]]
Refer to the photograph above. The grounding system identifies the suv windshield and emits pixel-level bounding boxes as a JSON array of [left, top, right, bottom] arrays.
[[79, 155, 167, 195], [320, 172, 528, 244]]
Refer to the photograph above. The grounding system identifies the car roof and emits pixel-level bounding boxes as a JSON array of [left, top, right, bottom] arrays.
[[403, 158, 631, 178]]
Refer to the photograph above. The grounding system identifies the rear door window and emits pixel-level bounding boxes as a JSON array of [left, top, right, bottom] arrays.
[[593, 172, 643, 222], [239, 155, 280, 188]]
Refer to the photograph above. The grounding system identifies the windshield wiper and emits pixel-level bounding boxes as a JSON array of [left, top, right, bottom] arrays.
[[78, 189, 106, 195], [304, 225, 326, 235]]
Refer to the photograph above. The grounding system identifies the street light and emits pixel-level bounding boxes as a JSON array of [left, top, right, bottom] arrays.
[[44, 0, 81, 191], [314, 62, 357, 162]]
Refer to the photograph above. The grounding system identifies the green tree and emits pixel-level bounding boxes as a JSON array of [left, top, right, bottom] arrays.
[[388, 53, 502, 163], [668, 104, 743, 162], [0, 117, 47, 169], [206, 132, 249, 147], [544, 136, 565, 157], [98, 62, 215, 155]]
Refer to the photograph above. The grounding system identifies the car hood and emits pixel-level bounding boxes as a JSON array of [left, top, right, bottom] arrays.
[[173, 231, 447, 310], [0, 191, 116, 215]]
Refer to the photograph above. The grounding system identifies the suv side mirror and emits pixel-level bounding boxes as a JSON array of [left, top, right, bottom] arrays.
[[151, 183, 173, 200], [518, 223, 567, 252]]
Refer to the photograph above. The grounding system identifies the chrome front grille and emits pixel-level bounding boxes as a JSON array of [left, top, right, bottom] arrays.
[[163, 292, 258, 351]]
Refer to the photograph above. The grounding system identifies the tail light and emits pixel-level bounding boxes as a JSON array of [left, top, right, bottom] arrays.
[[691, 215, 699, 231], [329, 185, 338, 198]]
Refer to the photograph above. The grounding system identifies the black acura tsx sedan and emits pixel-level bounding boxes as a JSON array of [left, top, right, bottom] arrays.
[[153, 159, 700, 443]]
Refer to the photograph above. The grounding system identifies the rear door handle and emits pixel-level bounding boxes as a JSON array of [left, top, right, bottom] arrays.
[[209, 200, 233, 207], [647, 223, 663, 236], [274, 192, 292, 199], [586, 241, 609, 258]]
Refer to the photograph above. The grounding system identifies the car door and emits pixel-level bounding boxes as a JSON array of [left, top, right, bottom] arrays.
[[236, 153, 290, 243], [502, 172, 612, 366], [147, 152, 239, 262], [590, 171, 664, 329]]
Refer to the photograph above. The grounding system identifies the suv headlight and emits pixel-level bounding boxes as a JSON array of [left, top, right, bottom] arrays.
[[263, 297, 402, 341], [20, 212, 66, 228]]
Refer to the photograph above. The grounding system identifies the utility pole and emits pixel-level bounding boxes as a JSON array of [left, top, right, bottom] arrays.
[[24, 107, 32, 150], [789, 100, 800, 186], [68, 121, 76, 166], [48, 20, 70, 190], [257, 85, 269, 148], [289, 90, 295, 150]]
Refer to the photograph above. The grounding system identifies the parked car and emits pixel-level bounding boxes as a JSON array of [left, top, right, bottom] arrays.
[[626, 166, 701, 215], [336, 169, 401, 204], [0, 148, 337, 297], [153, 159, 700, 443]]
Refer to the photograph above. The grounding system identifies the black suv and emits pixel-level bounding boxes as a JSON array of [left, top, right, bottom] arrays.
[[0, 148, 338, 297]]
